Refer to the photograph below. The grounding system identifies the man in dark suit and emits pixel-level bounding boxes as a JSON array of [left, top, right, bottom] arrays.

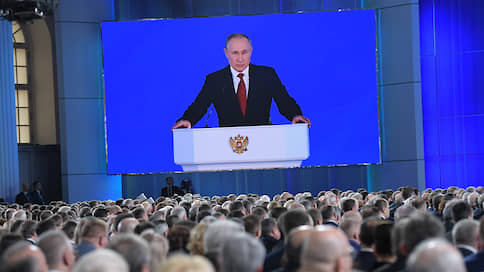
[[172, 33, 310, 130], [452, 219, 479, 257], [160, 176, 182, 198], [29, 181, 45, 205], [465, 216, 484, 272], [15, 182, 32, 205]]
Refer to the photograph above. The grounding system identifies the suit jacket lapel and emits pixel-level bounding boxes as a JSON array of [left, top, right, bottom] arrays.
[[246, 64, 256, 115]]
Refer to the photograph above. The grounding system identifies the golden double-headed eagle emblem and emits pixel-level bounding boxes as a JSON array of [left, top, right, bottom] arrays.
[[230, 134, 249, 154]]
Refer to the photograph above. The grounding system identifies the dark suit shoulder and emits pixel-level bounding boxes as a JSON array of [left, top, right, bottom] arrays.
[[249, 64, 279, 77], [207, 64, 276, 78], [206, 66, 231, 78], [465, 251, 484, 272]]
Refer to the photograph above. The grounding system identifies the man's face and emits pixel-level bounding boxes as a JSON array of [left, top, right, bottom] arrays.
[[224, 37, 252, 72]]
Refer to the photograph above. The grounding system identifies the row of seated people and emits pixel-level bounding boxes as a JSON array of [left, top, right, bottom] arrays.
[[0, 185, 483, 272]]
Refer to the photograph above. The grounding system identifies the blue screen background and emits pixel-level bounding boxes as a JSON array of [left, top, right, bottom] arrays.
[[101, 10, 380, 174]]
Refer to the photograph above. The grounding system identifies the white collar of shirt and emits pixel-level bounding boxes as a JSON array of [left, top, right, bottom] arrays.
[[230, 65, 249, 95], [457, 244, 477, 254]]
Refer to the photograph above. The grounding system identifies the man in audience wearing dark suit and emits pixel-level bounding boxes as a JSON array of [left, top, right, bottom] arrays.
[[373, 198, 390, 220], [160, 177, 182, 198], [321, 205, 340, 227], [465, 216, 484, 272], [29, 181, 45, 205], [263, 209, 312, 272], [260, 217, 281, 254], [340, 211, 362, 259], [277, 225, 313, 272], [75, 217, 108, 259], [15, 182, 32, 205], [372, 222, 395, 271], [172, 33, 310, 130], [376, 211, 444, 272], [452, 219, 479, 257], [354, 217, 378, 271]]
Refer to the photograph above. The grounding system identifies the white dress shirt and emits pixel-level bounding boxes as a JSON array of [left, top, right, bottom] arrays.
[[230, 65, 249, 97]]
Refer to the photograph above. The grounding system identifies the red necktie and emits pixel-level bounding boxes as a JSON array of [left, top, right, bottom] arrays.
[[237, 73, 247, 116]]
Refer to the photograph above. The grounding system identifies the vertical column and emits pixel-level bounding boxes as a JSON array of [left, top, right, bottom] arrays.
[[0, 19, 20, 203], [364, 0, 425, 191], [54, 0, 121, 202]]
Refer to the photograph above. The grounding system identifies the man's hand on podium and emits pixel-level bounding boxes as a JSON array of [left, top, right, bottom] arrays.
[[172, 120, 192, 132], [292, 115, 311, 128]]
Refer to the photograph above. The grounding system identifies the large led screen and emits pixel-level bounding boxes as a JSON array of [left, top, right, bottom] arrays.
[[102, 10, 380, 174]]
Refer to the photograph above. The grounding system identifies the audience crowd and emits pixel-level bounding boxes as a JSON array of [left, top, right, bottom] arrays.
[[1, 185, 484, 272]]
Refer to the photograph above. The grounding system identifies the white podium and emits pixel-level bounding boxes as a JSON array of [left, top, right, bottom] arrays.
[[173, 124, 309, 171]]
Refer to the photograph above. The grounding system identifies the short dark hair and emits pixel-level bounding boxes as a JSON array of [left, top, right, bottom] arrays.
[[196, 210, 211, 223], [36, 219, 57, 236], [229, 201, 245, 213], [341, 198, 357, 213], [132, 207, 146, 220], [252, 207, 267, 219], [269, 207, 287, 219], [243, 214, 261, 236], [374, 198, 388, 211], [261, 218, 277, 236], [225, 33, 251, 48], [93, 208, 109, 219], [321, 205, 338, 221], [134, 221, 155, 235], [307, 208, 321, 225], [62, 220, 77, 240], [20, 220, 37, 239], [451, 200, 472, 222], [401, 187, 415, 200], [360, 217, 379, 247], [374, 222, 394, 256], [402, 211, 444, 254], [280, 210, 311, 237], [360, 206, 380, 219]]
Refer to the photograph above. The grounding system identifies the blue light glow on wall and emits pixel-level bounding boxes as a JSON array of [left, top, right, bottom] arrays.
[[420, 0, 484, 188]]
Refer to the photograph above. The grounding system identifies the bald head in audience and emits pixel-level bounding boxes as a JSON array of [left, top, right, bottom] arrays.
[[283, 225, 314, 271], [298, 226, 352, 272], [407, 239, 465, 272]]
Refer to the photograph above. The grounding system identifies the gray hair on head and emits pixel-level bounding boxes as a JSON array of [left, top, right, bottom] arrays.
[[203, 220, 244, 257], [407, 238, 465, 272], [225, 33, 251, 49], [73, 249, 129, 272], [220, 232, 266, 272]]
